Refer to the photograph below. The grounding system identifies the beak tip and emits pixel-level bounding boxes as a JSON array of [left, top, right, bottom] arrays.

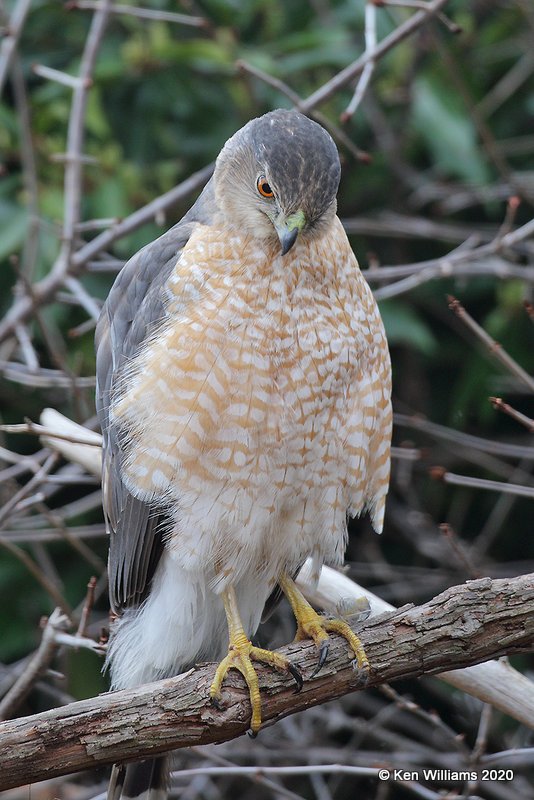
[[279, 227, 299, 255]]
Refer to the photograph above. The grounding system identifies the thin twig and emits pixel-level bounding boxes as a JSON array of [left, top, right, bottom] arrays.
[[0, 452, 59, 528], [448, 295, 534, 395], [432, 27, 526, 203], [1, 361, 96, 388], [70, 1, 207, 28], [0, 609, 71, 721], [170, 765, 381, 779], [496, 195, 521, 239], [368, 215, 534, 298], [15, 324, 39, 370], [75, 217, 119, 231], [0, 1, 111, 346], [59, 0, 111, 272], [477, 51, 534, 119], [182, 748, 308, 800], [70, 163, 214, 271], [0, 0, 32, 93], [490, 397, 534, 433], [10, 52, 40, 281], [32, 63, 90, 90], [0, 541, 72, 614], [379, 683, 465, 749], [394, 412, 534, 459], [236, 59, 370, 162], [466, 703, 492, 795], [481, 747, 534, 768], [1, 523, 106, 543], [35, 505, 105, 571], [470, 456, 534, 559], [0, 164, 213, 343], [439, 523, 481, 578], [340, 2, 377, 123], [430, 465, 534, 499], [68, 317, 98, 337], [300, 0, 450, 112], [62, 275, 102, 320], [76, 576, 97, 637], [54, 630, 106, 654]]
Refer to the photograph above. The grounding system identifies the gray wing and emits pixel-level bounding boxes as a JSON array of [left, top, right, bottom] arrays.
[[95, 179, 216, 614]]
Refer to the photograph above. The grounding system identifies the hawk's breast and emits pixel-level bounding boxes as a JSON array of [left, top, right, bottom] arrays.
[[111, 217, 390, 578]]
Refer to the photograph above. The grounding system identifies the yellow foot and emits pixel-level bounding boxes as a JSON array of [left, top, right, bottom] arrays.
[[279, 573, 370, 679], [209, 588, 302, 734]]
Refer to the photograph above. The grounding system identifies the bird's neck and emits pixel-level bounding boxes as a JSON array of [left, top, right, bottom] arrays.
[[168, 216, 360, 310]]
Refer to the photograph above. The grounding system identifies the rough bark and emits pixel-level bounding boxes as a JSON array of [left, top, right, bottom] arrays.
[[1, 573, 533, 791]]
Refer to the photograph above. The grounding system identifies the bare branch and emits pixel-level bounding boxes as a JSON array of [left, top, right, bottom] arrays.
[[235, 59, 370, 163], [340, 2, 377, 123], [0, 164, 214, 344], [1, 419, 102, 446], [76, 575, 97, 637], [300, 0, 451, 112], [0, 452, 59, 528], [71, 163, 215, 270], [448, 295, 534, 394], [430, 465, 534, 499], [0, 0, 32, 93], [490, 397, 534, 433], [70, 1, 207, 28], [299, 563, 534, 729], [0, 535, 73, 614], [0, 608, 70, 721], [32, 63, 90, 89], [477, 51, 534, 119], [368, 216, 534, 299], [0, 573, 533, 790], [28, 410, 534, 730], [169, 764, 381, 779], [1, 361, 96, 388]]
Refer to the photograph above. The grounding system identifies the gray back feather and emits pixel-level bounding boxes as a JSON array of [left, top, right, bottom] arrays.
[[95, 179, 216, 613]]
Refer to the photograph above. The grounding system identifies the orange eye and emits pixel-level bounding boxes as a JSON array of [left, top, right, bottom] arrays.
[[257, 176, 274, 198]]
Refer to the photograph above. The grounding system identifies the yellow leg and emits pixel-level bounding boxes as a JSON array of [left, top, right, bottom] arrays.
[[209, 585, 302, 734], [279, 573, 369, 677]]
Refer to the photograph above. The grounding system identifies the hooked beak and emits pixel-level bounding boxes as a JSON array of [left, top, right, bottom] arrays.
[[274, 210, 306, 255]]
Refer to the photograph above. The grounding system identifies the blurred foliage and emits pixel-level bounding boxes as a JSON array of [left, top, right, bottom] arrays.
[[1, 1, 534, 794]]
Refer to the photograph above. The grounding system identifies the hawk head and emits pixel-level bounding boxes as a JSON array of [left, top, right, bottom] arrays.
[[213, 109, 341, 254]]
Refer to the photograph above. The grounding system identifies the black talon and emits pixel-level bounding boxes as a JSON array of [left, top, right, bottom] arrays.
[[210, 695, 224, 711], [247, 728, 258, 739], [288, 662, 303, 693], [311, 640, 329, 678]]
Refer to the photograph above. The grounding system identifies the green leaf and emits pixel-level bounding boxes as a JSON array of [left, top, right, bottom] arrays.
[[378, 299, 438, 355], [0, 200, 28, 261], [412, 75, 490, 184]]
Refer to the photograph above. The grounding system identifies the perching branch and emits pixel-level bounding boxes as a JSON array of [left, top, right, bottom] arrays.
[[1, 572, 533, 791]]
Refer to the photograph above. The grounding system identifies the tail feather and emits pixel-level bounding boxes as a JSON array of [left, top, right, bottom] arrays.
[[108, 757, 168, 800]]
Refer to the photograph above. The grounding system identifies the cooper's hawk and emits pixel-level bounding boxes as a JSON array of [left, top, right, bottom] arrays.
[[96, 109, 392, 800]]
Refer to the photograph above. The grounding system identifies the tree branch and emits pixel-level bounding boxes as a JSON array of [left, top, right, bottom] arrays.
[[1, 573, 533, 791], [0, 609, 71, 721], [0, 164, 214, 344], [0, 0, 32, 94], [300, 0, 450, 112]]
